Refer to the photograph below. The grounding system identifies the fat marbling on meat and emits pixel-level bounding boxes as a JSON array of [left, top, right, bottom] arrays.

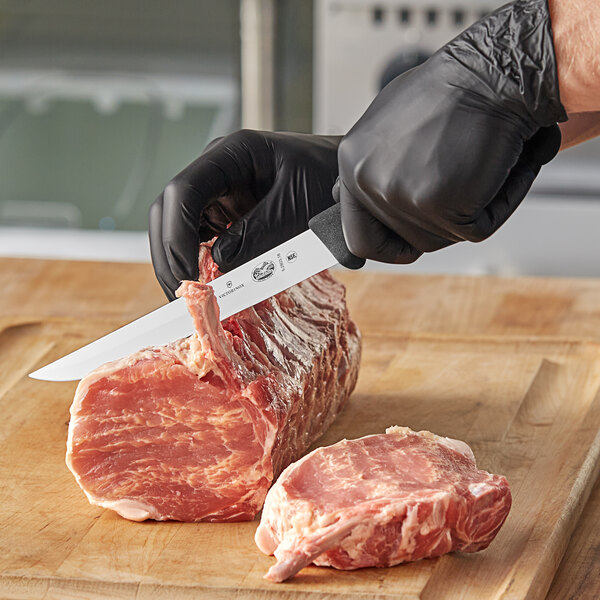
[[66, 245, 361, 522], [256, 426, 511, 581]]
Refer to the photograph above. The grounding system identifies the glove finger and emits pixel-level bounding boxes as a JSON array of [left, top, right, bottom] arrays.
[[459, 162, 535, 242], [461, 125, 562, 242], [148, 193, 180, 301], [520, 124, 562, 167], [161, 157, 232, 285], [340, 183, 422, 264], [174, 130, 270, 233], [332, 177, 341, 203], [213, 173, 337, 272], [160, 132, 267, 284], [336, 176, 454, 253]]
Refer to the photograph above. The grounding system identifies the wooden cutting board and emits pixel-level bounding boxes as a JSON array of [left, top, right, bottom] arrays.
[[1, 310, 599, 600]]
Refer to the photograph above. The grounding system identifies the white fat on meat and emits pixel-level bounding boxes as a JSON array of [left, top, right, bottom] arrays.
[[65, 244, 361, 523], [256, 426, 512, 582]]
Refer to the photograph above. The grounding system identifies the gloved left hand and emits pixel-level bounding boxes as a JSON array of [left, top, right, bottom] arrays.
[[149, 131, 341, 300]]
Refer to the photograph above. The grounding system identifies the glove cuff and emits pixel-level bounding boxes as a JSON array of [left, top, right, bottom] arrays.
[[443, 0, 568, 128]]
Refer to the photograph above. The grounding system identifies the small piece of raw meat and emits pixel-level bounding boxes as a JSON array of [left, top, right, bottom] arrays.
[[256, 426, 511, 582], [66, 245, 360, 522]]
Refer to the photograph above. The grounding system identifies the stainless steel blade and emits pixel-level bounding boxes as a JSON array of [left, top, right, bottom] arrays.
[[28, 296, 194, 382], [208, 229, 337, 321], [29, 230, 337, 381]]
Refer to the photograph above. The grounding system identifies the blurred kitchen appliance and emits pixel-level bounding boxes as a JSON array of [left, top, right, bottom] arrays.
[[314, 0, 501, 135], [313, 0, 600, 197], [312, 0, 600, 278]]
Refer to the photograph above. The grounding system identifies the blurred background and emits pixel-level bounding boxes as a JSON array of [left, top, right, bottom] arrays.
[[1, 0, 600, 277]]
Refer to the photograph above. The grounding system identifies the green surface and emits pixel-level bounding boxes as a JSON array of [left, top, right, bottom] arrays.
[[0, 0, 316, 232], [0, 98, 219, 230]]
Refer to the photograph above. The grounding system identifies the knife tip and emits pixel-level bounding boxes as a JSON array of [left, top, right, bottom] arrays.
[[28, 368, 79, 382]]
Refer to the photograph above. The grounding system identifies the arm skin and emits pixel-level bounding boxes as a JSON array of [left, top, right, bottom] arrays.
[[560, 113, 600, 149], [550, 0, 600, 148]]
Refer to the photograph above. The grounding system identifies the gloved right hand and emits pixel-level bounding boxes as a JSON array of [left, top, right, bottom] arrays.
[[337, 0, 567, 264]]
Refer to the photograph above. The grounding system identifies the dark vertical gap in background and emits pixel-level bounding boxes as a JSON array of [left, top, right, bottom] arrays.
[[274, 0, 313, 133]]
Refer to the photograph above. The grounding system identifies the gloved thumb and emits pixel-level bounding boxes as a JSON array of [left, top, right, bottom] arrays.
[[211, 218, 247, 271], [212, 211, 265, 273], [212, 179, 336, 272]]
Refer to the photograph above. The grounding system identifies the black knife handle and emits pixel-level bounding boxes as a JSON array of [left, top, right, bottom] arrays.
[[308, 203, 366, 270]]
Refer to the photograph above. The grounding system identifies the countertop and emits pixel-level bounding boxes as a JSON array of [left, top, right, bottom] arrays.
[[0, 257, 598, 599]]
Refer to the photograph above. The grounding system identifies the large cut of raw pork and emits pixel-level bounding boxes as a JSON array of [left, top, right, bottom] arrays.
[[256, 426, 512, 582], [66, 245, 361, 522]]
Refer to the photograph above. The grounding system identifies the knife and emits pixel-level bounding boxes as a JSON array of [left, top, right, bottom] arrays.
[[29, 204, 365, 381]]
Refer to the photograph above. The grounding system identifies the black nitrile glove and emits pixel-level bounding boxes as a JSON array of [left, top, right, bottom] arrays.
[[337, 0, 567, 264], [149, 131, 340, 300]]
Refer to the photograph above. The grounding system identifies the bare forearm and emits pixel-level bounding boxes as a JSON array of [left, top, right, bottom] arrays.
[[559, 112, 600, 149], [550, 0, 600, 113]]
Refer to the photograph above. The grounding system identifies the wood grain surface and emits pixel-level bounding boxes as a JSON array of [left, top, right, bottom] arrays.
[[1, 258, 599, 599]]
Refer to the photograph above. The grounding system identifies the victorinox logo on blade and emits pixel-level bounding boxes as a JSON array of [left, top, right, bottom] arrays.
[[252, 260, 276, 282]]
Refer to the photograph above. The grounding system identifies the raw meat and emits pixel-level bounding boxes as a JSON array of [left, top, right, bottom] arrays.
[[66, 245, 361, 522], [256, 426, 511, 582]]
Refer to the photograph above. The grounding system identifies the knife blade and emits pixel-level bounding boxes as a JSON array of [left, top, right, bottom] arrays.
[[29, 204, 364, 382]]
